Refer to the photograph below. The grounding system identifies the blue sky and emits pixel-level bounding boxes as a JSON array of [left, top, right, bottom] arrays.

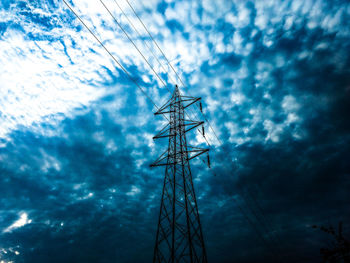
[[0, 0, 350, 262]]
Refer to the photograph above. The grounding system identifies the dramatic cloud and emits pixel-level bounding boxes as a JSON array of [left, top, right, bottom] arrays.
[[3, 213, 32, 233], [0, 0, 349, 262]]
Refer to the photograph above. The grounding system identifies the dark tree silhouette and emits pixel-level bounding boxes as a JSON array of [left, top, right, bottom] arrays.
[[313, 222, 350, 263]]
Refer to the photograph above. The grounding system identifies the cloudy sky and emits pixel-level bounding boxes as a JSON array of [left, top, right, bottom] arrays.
[[1, 0, 350, 262]]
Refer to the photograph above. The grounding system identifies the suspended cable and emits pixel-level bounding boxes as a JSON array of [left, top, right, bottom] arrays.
[[232, 197, 280, 261], [63, 0, 209, 154], [237, 184, 284, 257], [112, 0, 178, 86], [62, 0, 160, 111], [120, 2, 283, 251], [112, 1, 212, 146], [63, 2, 279, 259], [104, 0, 212, 147], [119, 2, 287, 256], [121, 1, 287, 260], [124, 0, 222, 145], [248, 184, 286, 252], [99, 0, 171, 93]]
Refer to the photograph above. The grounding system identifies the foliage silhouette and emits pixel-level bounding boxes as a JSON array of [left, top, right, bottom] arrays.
[[313, 222, 350, 263]]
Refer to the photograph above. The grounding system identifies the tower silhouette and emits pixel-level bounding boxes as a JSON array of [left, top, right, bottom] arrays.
[[151, 85, 209, 263]]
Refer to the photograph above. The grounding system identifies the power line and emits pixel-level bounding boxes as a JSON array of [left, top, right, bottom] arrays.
[[247, 184, 285, 246], [104, 0, 213, 147], [100, 0, 211, 148], [124, 0, 222, 145], [99, 0, 171, 93], [63, 1, 281, 259], [232, 197, 280, 261], [124, 0, 181, 84], [111, 0, 211, 147], [62, 0, 212, 164], [112, 0, 178, 87], [125, 2, 284, 255], [238, 184, 284, 258], [120, 1, 285, 256], [63, 0, 210, 157], [62, 0, 160, 111], [121, 2, 284, 254]]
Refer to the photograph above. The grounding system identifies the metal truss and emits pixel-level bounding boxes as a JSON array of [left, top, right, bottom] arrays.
[[151, 85, 209, 263]]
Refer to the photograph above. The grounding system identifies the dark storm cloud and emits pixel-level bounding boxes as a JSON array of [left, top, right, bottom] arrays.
[[180, 1, 350, 262], [0, 104, 163, 262], [1, 0, 350, 262]]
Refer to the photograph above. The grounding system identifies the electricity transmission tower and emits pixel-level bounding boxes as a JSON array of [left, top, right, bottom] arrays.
[[151, 85, 210, 263]]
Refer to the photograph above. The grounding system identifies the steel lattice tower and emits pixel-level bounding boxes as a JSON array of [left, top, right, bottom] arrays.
[[151, 85, 210, 263]]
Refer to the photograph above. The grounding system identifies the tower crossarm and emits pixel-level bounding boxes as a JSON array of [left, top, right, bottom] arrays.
[[180, 97, 201, 109], [154, 93, 201, 116], [150, 147, 209, 167], [154, 96, 174, 115], [150, 149, 177, 167], [185, 146, 209, 161], [183, 120, 204, 133], [153, 123, 172, 139], [153, 121, 204, 140]]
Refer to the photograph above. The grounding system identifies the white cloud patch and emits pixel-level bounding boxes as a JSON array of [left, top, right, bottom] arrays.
[[282, 95, 300, 112], [0, 0, 169, 141], [0, 9, 107, 140], [0, 0, 348, 151], [3, 212, 32, 233], [126, 185, 141, 196]]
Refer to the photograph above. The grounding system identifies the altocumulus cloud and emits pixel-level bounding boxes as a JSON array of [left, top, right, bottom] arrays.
[[0, 0, 350, 262]]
